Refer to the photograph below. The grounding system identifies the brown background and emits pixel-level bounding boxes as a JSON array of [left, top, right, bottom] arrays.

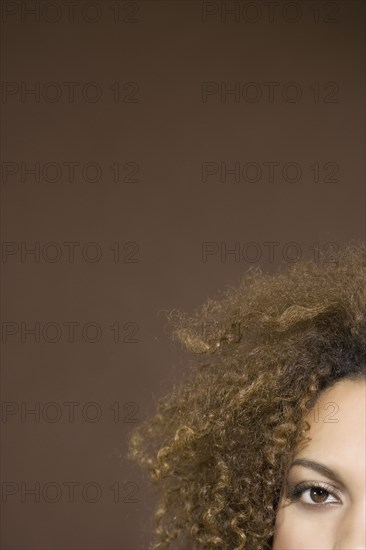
[[1, 0, 365, 548]]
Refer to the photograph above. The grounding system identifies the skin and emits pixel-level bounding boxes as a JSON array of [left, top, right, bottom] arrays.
[[272, 377, 366, 550]]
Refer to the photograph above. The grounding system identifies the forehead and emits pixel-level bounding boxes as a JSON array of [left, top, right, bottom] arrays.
[[308, 377, 365, 423], [298, 378, 366, 481]]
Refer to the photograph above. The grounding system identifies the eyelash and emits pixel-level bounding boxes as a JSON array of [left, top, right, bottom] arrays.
[[286, 481, 342, 507]]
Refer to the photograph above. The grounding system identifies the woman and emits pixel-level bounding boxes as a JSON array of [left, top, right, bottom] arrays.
[[127, 242, 366, 549]]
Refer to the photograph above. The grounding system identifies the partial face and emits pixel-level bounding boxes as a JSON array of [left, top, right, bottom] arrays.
[[272, 377, 366, 550]]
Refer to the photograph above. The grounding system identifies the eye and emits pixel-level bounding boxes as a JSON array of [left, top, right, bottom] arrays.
[[286, 481, 342, 507]]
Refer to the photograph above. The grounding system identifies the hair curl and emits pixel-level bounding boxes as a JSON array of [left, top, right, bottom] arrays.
[[127, 241, 366, 550]]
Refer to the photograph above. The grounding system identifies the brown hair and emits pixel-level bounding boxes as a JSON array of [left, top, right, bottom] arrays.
[[127, 242, 366, 549]]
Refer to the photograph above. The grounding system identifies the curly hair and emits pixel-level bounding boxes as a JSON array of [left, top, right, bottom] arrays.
[[127, 241, 366, 550]]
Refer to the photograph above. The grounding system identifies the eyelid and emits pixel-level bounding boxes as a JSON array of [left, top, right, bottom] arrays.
[[288, 459, 347, 491]]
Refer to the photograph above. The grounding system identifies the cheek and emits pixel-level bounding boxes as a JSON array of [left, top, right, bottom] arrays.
[[272, 506, 312, 550], [272, 505, 332, 550]]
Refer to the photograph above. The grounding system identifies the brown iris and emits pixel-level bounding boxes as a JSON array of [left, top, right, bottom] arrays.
[[310, 487, 329, 504]]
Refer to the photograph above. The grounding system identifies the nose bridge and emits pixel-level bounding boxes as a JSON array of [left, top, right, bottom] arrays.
[[334, 499, 366, 550]]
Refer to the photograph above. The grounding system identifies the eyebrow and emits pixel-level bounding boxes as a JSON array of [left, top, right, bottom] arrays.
[[289, 459, 346, 489]]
